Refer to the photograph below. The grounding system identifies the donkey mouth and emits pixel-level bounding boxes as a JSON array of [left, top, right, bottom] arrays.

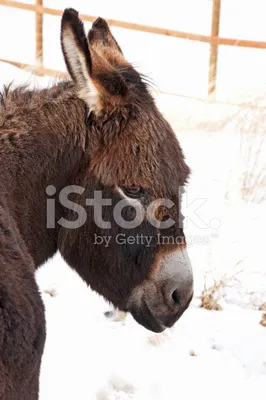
[[130, 300, 166, 333], [128, 292, 193, 333], [125, 249, 194, 332]]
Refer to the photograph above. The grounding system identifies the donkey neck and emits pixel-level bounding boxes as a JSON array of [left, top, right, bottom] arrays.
[[0, 80, 90, 267]]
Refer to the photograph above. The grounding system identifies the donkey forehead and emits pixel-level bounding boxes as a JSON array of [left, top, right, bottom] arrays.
[[89, 107, 190, 196]]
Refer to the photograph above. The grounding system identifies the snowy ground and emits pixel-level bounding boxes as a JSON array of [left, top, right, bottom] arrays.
[[36, 253, 266, 400], [1, 2, 266, 395]]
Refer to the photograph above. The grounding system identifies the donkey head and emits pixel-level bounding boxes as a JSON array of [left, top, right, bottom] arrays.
[[59, 9, 193, 332]]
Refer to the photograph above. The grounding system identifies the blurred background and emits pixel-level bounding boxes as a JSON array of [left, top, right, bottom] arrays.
[[0, 0, 266, 100]]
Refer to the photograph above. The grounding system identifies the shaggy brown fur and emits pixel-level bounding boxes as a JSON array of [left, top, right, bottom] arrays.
[[0, 8, 192, 399]]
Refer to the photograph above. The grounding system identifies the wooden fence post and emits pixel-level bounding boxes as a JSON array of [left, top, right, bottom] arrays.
[[35, 0, 43, 66], [208, 0, 221, 98]]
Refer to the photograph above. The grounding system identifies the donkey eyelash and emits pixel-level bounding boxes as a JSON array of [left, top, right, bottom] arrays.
[[119, 185, 144, 199]]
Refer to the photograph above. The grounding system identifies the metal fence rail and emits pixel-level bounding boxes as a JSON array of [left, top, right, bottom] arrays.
[[1, 0, 266, 98]]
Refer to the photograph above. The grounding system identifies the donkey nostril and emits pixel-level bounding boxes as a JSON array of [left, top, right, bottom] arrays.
[[171, 289, 180, 305]]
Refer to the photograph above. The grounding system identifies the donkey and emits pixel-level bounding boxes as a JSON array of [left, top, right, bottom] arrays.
[[0, 8, 193, 399]]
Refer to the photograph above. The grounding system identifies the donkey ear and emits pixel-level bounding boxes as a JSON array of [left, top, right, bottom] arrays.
[[88, 18, 126, 67], [61, 9, 92, 92], [88, 17, 123, 54], [61, 9, 127, 112]]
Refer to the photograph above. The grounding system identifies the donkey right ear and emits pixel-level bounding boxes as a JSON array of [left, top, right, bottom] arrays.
[[61, 9, 128, 112]]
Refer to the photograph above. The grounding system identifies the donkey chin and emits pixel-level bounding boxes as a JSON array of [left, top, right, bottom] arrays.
[[126, 249, 194, 333]]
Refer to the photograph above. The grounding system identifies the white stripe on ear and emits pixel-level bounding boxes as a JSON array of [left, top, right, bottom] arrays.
[[62, 31, 99, 110], [61, 9, 99, 111]]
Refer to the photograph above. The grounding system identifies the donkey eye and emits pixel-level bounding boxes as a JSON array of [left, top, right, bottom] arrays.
[[120, 185, 143, 198]]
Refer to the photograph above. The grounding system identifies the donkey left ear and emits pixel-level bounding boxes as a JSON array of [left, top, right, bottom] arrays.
[[88, 17, 123, 54], [88, 17, 126, 67], [61, 9, 128, 112]]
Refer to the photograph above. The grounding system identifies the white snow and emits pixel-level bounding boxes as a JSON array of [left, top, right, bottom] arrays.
[[0, 1, 266, 396], [36, 253, 266, 400]]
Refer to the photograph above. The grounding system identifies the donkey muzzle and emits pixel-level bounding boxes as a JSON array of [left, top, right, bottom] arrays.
[[127, 249, 193, 332]]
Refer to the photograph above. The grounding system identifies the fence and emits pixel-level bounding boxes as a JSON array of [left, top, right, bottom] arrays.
[[1, 0, 266, 98]]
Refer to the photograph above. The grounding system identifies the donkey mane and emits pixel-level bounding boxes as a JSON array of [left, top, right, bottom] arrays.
[[0, 63, 152, 138], [0, 80, 73, 107], [0, 80, 82, 134]]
